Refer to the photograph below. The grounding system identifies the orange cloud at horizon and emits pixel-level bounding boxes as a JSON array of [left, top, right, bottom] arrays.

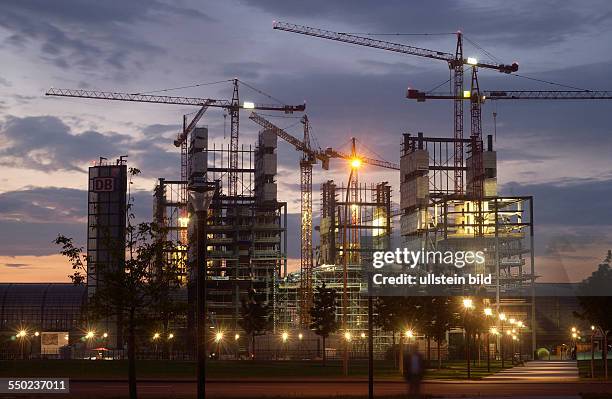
[[0, 254, 74, 283]]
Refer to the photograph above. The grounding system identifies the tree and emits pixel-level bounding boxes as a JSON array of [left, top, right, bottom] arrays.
[[54, 170, 183, 399], [238, 289, 272, 359], [575, 250, 612, 379], [309, 282, 339, 365], [422, 296, 456, 369]]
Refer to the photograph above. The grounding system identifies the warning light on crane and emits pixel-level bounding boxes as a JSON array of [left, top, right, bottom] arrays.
[[243, 101, 255, 109], [350, 158, 362, 169], [467, 57, 478, 65]]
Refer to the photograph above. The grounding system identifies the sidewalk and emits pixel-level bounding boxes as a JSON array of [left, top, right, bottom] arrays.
[[484, 360, 579, 381]]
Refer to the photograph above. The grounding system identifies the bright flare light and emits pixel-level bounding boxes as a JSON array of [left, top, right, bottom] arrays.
[[178, 217, 190, 227], [467, 57, 478, 65], [168, 333, 174, 339], [463, 90, 471, 98], [572, 332, 578, 338], [499, 313, 507, 321], [235, 333, 240, 341], [34, 331, 40, 337], [462, 298, 474, 309], [153, 332, 160, 340], [490, 327, 498, 335], [17, 330, 27, 338], [484, 307, 493, 316], [405, 330, 414, 339], [298, 333, 303, 340], [361, 332, 366, 338], [103, 332, 108, 338], [243, 101, 255, 109], [215, 332, 224, 343], [350, 158, 362, 169], [86, 331, 95, 339], [344, 332, 352, 341], [281, 332, 288, 342], [571, 327, 577, 333]]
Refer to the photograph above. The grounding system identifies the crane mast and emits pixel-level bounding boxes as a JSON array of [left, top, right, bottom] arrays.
[[273, 21, 517, 195], [248, 112, 397, 327]]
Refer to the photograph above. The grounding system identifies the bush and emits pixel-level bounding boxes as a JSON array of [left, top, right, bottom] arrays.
[[536, 347, 550, 360]]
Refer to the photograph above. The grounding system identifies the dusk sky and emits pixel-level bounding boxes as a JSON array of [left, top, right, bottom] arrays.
[[0, 0, 611, 283]]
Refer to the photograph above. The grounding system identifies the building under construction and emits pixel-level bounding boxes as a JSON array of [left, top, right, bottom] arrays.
[[278, 180, 392, 336], [154, 126, 288, 332], [399, 131, 535, 351]]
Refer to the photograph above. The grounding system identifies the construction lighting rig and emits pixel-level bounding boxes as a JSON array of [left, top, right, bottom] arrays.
[[273, 21, 517, 195], [249, 112, 397, 327]]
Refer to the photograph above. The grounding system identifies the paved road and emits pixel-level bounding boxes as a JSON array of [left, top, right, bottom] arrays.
[[63, 379, 612, 398], [484, 361, 579, 381]]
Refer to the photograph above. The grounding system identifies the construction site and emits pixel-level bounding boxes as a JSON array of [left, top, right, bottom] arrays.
[[43, 21, 612, 359]]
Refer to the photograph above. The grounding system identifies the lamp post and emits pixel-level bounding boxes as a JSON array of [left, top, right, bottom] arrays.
[[153, 332, 160, 358], [191, 182, 217, 399], [591, 325, 596, 378], [499, 313, 506, 368], [484, 307, 493, 372], [215, 332, 223, 360], [16, 330, 27, 360], [463, 298, 474, 379]]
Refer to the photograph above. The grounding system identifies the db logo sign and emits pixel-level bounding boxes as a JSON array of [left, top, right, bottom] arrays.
[[93, 177, 115, 192]]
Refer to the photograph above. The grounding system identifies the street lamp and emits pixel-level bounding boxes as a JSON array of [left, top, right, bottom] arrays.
[[215, 332, 223, 360], [499, 313, 507, 368], [462, 298, 474, 379], [484, 308, 493, 372]]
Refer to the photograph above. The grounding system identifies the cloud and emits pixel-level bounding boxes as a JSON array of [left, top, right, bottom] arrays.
[[3, 263, 30, 268], [0, 0, 213, 71], [501, 177, 612, 227], [0, 115, 180, 178], [241, 0, 612, 47], [0, 115, 131, 172], [0, 187, 85, 223], [0, 186, 152, 256]]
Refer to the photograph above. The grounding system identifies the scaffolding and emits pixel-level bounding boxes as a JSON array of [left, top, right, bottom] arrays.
[[188, 128, 287, 332], [155, 127, 287, 333], [283, 181, 392, 336], [399, 132, 536, 352]]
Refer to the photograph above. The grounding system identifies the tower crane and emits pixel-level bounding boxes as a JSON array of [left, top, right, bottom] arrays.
[[46, 81, 306, 199], [248, 112, 397, 326], [273, 21, 517, 194]]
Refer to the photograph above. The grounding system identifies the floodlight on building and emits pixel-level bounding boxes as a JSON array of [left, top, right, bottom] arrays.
[[178, 217, 190, 227], [484, 307, 493, 316], [499, 313, 507, 321], [405, 329, 414, 339], [281, 332, 288, 342], [467, 57, 478, 65], [86, 331, 95, 339], [462, 298, 474, 309], [235, 333, 240, 341], [361, 332, 366, 339], [215, 332, 224, 343], [509, 318, 516, 325], [243, 101, 255, 109], [490, 327, 498, 335], [344, 332, 352, 342]]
